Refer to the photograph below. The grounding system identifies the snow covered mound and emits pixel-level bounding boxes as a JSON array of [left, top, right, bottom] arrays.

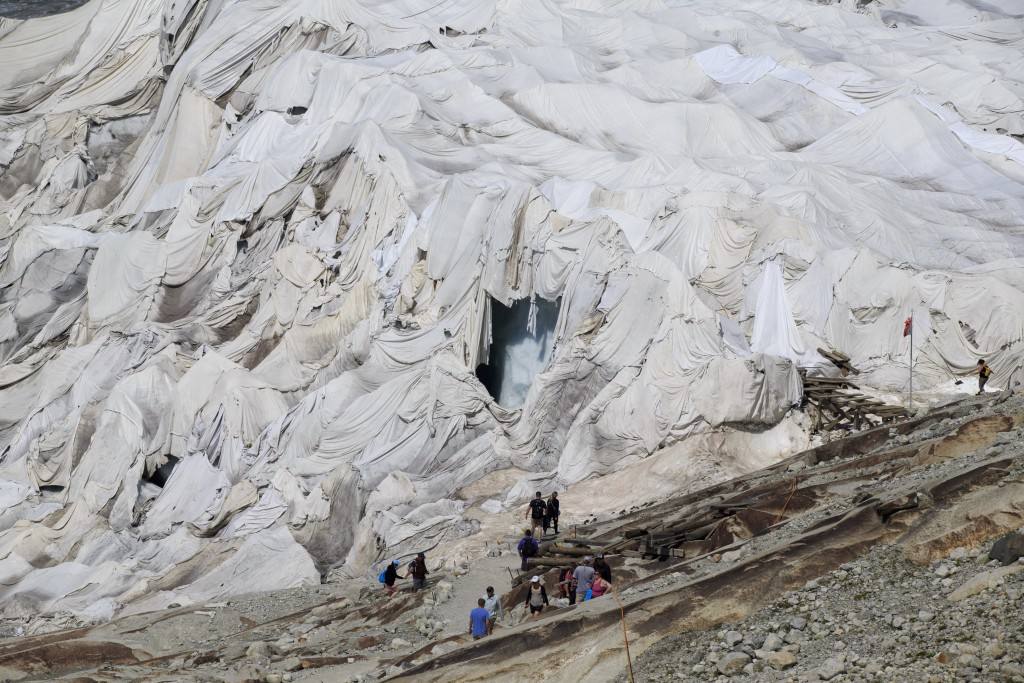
[[0, 0, 1022, 620]]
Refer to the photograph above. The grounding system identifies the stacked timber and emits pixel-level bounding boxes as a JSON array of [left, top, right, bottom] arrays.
[[802, 367, 907, 433]]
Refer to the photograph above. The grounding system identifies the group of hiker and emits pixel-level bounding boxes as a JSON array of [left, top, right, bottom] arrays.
[[379, 489, 616, 640], [379, 551, 430, 597]]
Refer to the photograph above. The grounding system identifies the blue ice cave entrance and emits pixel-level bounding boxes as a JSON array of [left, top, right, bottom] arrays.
[[475, 296, 560, 408]]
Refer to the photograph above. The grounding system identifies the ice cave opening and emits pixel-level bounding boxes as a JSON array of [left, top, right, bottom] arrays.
[[475, 296, 560, 408], [146, 456, 180, 488]]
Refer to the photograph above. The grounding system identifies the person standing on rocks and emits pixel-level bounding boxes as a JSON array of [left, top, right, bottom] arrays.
[[593, 554, 611, 583], [977, 359, 993, 395], [524, 576, 549, 618], [383, 559, 402, 597], [517, 529, 539, 572], [558, 563, 577, 605], [409, 552, 429, 592], [590, 573, 612, 599], [526, 491, 547, 538], [483, 586, 502, 635], [573, 556, 596, 602], [468, 598, 490, 640], [544, 491, 560, 535]]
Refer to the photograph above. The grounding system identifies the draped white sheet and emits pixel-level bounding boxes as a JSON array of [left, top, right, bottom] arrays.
[[1, 0, 1023, 621]]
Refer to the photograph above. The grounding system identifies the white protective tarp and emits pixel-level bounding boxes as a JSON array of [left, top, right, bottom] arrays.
[[1, 0, 1023, 620]]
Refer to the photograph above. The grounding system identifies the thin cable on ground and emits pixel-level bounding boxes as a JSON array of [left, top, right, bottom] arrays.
[[614, 593, 635, 683]]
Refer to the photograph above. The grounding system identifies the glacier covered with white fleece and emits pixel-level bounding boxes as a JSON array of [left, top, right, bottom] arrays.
[[0, 0, 1023, 619]]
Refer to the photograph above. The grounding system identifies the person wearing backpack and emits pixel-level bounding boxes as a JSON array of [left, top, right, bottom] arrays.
[[517, 529, 539, 571], [381, 559, 402, 597], [524, 576, 549, 618], [525, 491, 547, 538], [409, 552, 429, 591], [544, 491, 560, 535], [978, 359, 993, 395]]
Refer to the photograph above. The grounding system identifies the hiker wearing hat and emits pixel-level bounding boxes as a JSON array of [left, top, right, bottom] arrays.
[[524, 576, 549, 618], [483, 586, 502, 634], [572, 556, 596, 602], [383, 560, 402, 597], [409, 552, 429, 592]]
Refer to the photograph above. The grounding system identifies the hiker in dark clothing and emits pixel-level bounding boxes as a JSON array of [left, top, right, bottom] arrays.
[[409, 552, 429, 591], [383, 560, 401, 597], [517, 529, 539, 572], [526, 491, 547, 538], [978, 359, 992, 395], [593, 554, 611, 583], [544, 491, 560, 535], [558, 563, 577, 605]]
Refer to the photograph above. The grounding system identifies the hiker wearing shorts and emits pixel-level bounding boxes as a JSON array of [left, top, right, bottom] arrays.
[[573, 556, 595, 603], [524, 576, 549, 618], [526, 491, 547, 538]]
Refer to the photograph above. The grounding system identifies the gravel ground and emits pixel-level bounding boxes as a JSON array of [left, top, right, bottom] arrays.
[[623, 539, 1024, 683]]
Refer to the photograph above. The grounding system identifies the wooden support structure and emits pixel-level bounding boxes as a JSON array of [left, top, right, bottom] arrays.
[[801, 351, 908, 433]]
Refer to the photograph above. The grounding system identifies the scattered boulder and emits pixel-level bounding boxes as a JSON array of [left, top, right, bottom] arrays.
[[767, 651, 797, 670], [716, 652, 751, 675], [989, 532, 1024, 566], [817, 657, 846, 680]]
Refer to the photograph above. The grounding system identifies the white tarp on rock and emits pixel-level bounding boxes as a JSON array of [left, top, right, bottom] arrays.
[[1, 0, 1023, 619]]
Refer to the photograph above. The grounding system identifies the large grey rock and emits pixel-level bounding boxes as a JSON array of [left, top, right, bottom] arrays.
[[725, 630, 743, 647], [989, 533, 1024, 566], [762, 633, 784, 651], [817, 657, 846, 680]]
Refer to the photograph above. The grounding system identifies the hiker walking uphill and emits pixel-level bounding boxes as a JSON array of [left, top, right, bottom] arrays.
[[468, 599, 489, 640], [526, 491, 547, 538], [524, 576, 549, 618], [544, 491, 560, 535], [978, 359, 993, 395], [573, 556, 596, 603], [483, 586, 502, 635], [517, 529, 539, 571], [408, 552, 429, 592], [381, 560, 402, 597]]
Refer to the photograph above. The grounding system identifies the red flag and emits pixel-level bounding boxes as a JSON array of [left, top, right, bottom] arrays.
[[903, 316, 912, 337]]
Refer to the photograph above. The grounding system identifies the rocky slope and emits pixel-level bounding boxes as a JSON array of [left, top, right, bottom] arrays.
[[0, 389, 1020, 682]]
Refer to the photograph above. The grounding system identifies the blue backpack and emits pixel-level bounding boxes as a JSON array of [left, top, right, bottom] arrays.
[[378, 569, 387, 583]]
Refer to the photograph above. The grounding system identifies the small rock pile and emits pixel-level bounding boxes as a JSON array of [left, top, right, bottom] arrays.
[[624, 536, 1024, 682]]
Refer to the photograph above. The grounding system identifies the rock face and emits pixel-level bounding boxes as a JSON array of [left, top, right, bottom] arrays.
[[1, 0, 1024, 631]]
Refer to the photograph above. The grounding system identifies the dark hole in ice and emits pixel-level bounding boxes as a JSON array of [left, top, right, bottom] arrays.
[[288, 106, 308, 116], [146, 456, 180, 488], [475, 296, 559, 408], [39, 485, 64, 494]]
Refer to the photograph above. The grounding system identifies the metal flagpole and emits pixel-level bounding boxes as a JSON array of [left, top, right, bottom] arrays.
[[909, 318, 913, 413]]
